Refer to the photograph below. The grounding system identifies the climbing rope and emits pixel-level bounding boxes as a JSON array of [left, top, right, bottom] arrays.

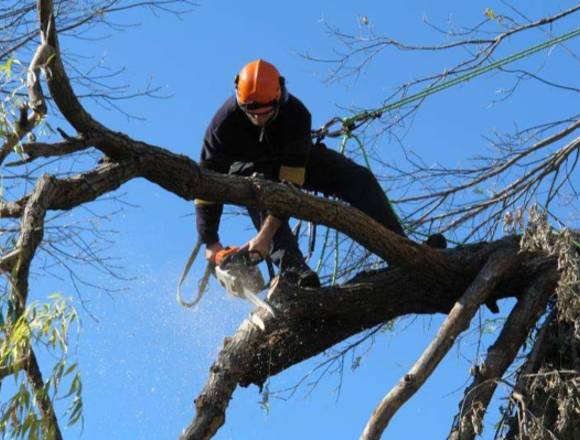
[[313, 28, 580, 140]]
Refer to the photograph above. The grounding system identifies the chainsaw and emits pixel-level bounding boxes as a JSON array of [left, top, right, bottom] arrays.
[[214, 246, 275, 317], [176, 242, 275, 330]]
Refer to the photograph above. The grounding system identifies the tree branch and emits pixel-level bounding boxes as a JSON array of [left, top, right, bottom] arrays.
[[7, 135, 98, 165], [179, 238, 554, 440], [0, 159, 136, 220], [448, 271, 557, 440], [0, 198, 29, 218], [0, 2, 55, 166], [24, 350, 63, 440], [38, 0, 111, 135], [3, 174, 63, 438], [359, 247, 517, 440]]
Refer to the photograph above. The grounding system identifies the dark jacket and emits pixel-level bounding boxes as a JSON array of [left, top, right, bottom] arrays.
[[195, 94, 313, 244]]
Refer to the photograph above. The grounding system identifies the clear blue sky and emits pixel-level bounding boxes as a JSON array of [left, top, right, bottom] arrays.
[[21, 1, 579, 439]]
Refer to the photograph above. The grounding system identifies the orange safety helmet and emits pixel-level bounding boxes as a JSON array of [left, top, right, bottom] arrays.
[[235, 59, 284, 109]]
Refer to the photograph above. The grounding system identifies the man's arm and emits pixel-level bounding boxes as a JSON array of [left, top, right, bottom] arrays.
[[196, 105, 233, 258], [278, 95, 312, 187], [242, 215, 282, 259]]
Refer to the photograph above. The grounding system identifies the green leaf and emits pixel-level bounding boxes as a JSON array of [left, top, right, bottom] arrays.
[[484, 8, 496, 20], [67, 397, 83, 426], [64, 362, 77, 376], [0, 58, 13, 79], [62, 373, 81, 399]]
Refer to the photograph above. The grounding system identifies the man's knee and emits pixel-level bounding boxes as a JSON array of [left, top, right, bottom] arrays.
[[344, 164, 380, 199]]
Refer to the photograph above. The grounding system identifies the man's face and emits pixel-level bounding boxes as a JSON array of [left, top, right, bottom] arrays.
[[242, 104, 277, 126]]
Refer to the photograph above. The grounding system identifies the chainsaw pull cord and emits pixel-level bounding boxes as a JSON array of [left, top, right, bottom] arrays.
[[247, 249, 275, 286], [250, 248, 275, 287], [176, 238, 209, 308]]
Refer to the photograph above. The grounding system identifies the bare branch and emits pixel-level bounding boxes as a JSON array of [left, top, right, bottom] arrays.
[[360, 247, 517, 440], [37, 0, 109, 134], [0, 7, 53, 165], [0, 248, 22, 272], [401, 120, 580, 204], [14, 135, 97, 163]]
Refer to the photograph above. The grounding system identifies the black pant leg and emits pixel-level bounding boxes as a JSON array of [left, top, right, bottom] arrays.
[[245, 206, 302, 266], [228, 161, 304, 267], [304, 143, 406, 237]]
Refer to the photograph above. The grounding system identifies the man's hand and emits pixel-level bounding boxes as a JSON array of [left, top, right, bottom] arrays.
[[240, 215, 281, 261], [240, 234, 272, 261], [205, 242, 224, 263]]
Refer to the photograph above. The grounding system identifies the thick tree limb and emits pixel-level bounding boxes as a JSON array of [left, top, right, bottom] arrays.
[[4, 149, 447, 273], [359, 247, 517, 440], [0, 4, 54, 166], [4, 174, 63, 438], [1, 160, 136, 219], [38, 0, 110, 135], [24, 350, 63, 440], [11, 174, 57, 311], [448, 271, 557, 440], [180, 240, 555, 440]]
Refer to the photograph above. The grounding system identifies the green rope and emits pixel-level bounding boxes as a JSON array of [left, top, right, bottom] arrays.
[[315, 226, 331, 273], [316, 134, 351, 275], [317, 28, 580, 136], [350, 134, 372, 169], [314, 29, 580, 245], [332, 229, 339, 285]]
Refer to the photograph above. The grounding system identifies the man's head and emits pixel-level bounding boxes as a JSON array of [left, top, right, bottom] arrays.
[[235, 59, 284, 126]]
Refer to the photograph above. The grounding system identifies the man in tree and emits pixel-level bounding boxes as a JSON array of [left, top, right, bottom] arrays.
[[195, 59, 412, 288]]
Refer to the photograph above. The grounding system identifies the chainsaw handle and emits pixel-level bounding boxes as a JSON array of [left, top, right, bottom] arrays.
[[246, 250, 264, 265], [214, 246, 240, 266], [216, 246, 264, 268]]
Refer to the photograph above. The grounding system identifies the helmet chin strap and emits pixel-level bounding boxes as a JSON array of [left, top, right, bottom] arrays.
[[243, 104, 279, 131], [260, 107, 279, 142]]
